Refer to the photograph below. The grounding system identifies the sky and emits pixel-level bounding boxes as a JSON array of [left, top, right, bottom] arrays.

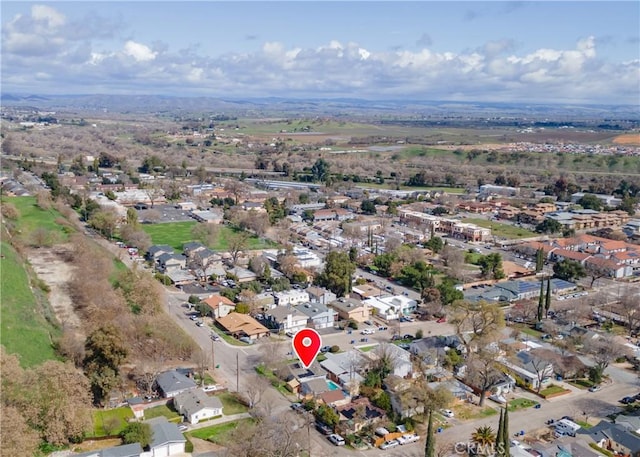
[[1, 1, 639, 105]]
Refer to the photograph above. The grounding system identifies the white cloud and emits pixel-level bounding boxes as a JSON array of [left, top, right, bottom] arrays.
[[123, 41, 157, 62], [31, 5, 66, 28]]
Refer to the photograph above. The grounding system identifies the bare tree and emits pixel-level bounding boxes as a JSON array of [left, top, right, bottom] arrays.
[[465, 349, 504, 406], [228, 230, 250, 264], [191, 223, 219, 248], [584, 335, 630, 380], [450, 300, 505, 353], [244, 374, 269, 409]]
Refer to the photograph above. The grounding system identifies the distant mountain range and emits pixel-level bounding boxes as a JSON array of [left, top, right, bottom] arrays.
[[2, 93, 638, 119]]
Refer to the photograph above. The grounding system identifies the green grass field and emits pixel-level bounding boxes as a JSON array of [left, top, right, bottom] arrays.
[[0, 241, 61, 367], [217, 392, 249, 415], [507, 398, 539, 411], [5, 196, 73, 243], [142, 222, 276, 252], [187, 418, 254, 443], [462, 218, 538, 239], [143, 404, 180, 421], [356, 182, 466, 194], [92, 407, 134, 437]]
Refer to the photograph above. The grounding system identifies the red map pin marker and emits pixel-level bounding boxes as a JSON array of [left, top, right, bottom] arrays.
[[292, 328, 322, 369]]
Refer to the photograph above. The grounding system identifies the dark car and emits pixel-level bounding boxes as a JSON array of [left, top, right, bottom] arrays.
[[403, 334, 415, 340], [620, 397, 635, 404], [321, 345, 332, 353], [290, 402, 306, 413], [315, 422, 333, 435]]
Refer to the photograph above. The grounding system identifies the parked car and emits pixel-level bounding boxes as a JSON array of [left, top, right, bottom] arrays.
[[315, 422, 333, 435], [328, 434, 346, 446], [441, 409, 455, 418], [195, 321, 204, 327], [378, 326, 388, 331], [397, 434, 420, 445], [290, 402, 306, 413], [178, 424, 188, 431], [588, 385, 601, 392], [361, 328, 375, 335], [436, 317, 447, 323], [403, 334, 414, 340], [321, 345, 332, 353], [380, 439, 400, 450], [620, 396, 635, 404], [210, 333, 220, 341], [239, 336, 255, 345], [202, 385, 217, 392]]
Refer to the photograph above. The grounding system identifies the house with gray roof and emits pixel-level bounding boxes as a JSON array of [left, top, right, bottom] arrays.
[[155, 370, 197, 398], [75, 443, 143, 457], [578, 420, 640, 457], [146, 245, 174, 261], [294, 302, 336, 329], [145, 416, 187, 455], [306, 286, 337, 305], [157, 253, 187, 272], [320, 350, 365, 394], [173, 389, 223, 424], [615, 415, 640, 434]]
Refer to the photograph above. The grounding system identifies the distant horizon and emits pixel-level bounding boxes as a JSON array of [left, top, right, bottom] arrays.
[[2, 2, 639, 105], [2, 92, 638, 109]]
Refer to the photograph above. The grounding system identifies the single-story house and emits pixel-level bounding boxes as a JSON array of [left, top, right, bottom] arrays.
[[329, 298, 369, 323], [182, 241, 206, 257], [579, 420, 640, 457], [144, 416, 188, 456], [225, 266, 257, 283], [299, 378, 333, 399], [337, 397, 386, 434], [173, 389, 223, 424], [498, 351, 553, 390], [155, 370, 197, 398], [202, 294, 236, 318], [363, 295, 417, 321], [216, 313, 270, 339], [74, 443, 143, 457]]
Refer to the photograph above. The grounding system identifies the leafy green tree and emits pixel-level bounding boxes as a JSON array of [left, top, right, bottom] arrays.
[[264, 196, 287, 224], [478, 253, 505, 280], [553, 259, 586, 282], [310, 158, 330, 182], [315, 404, 339, 426], [399, 261, 435, 292], [360, 199, 377, 215], [619, 197, 638, 216], [577, 194, 603, 211], [425, 236, 444, 253], [315, 251, 356, 297], [121, 422, 153, 448], [373, 252, 397, 278], [436, 277, 464, 306], [83, 325, 129, 404], [535, 219, 562, 234]]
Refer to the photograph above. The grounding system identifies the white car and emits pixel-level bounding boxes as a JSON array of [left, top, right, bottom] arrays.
[[397, 434, 420, 445], [441, 409, 455, 418], [361, 328, 375, 335], [328, 434, 345, 446], [380, 439, 400, 450]]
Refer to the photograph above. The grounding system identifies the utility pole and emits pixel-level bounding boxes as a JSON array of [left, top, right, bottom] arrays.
[[236, 352, 239, 392], [211, 339, 215, 371]]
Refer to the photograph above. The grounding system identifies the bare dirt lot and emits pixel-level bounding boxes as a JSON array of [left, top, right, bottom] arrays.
[[27, 244, 81, 330], [613, 133, 640, 145]]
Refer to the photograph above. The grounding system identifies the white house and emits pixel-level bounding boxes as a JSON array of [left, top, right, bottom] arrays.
[[173, 389, 223, 424], [363, 295, 417, 321], [275, 289, 310, 306], [264, 306, 308, 334]]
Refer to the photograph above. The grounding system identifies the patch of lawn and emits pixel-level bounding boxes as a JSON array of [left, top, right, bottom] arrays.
[[188, 418, 255, 443], [211, 325, 249, 347], [516, 325, 544, 338], [217, 392, 249, 415], [539, 384, 570, 397], [462, 218, 538, 239], [0, 241, 61, 367], [568, 379, 594, 390], [454, 404, 498, 420], [507, 398, 539, 411], [92, 407, 134, 437], [142, 222, 277, 252], [359, 345, 378, 352], [4, 196, 73, 243], [577, 421, 592, 429], [144, 404, 180, 421]]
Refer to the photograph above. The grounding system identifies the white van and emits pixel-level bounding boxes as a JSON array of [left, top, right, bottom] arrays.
[[554, 419, 581, 437]]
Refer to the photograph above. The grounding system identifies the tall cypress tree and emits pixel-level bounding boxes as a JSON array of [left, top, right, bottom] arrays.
[[544, 276, 552, 318], [496, 408, 505, 457], [537, 279, 545, 322], [425, 409, 435, 457], [502, 405, 510, 455], [535, 248, 544, 272]]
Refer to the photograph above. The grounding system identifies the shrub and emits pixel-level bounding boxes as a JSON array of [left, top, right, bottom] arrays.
[[415, 329, 424, 339], [188, 295, 201, 304], [348, 320, 358, 330], [330, 345, 340, 353]]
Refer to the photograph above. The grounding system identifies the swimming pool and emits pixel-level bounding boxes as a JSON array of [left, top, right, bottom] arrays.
[[327, 380, 341, 391]]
